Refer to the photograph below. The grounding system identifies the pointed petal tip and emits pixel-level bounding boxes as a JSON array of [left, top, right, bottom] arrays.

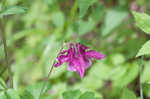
[[79, 72, 84, 78], [98, 54, 106, 59], [86, 50, 106, 60]]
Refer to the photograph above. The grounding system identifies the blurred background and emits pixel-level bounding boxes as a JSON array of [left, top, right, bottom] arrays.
[[0, 0, 150, 99]]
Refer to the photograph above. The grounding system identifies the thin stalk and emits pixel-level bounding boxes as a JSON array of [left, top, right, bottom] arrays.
[[38, 44, 65, 99], [0, 19, 13, 88], [0, 66, 7, 76], [139, 56, 144, 99], [1, 0, 13, 88], [1, 0, 6, 11], [64, 0, 78, 32]]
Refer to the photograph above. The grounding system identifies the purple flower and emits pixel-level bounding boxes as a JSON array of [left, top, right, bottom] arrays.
[[54, 43, 105, 78]]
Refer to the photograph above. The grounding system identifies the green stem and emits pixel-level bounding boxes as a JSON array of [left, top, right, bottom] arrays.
[[0, 20, 13, 88], [38, 43, 65, 99], [0, 0, 13, 88], [0, 66, 7, 76], [64, 0, 78, 32], [139, 56, 144, 99]]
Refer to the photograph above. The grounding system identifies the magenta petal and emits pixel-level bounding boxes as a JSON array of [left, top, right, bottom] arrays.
[[84, 58, 92, 69], [68, 64, 76, 71], [54, 55, 68, 67], [54, 42, 105, 78], [86, 50, 105, 59], [75, 57, 86, 78], [77, 43, 88, 50], [76, 64, 85, 78]]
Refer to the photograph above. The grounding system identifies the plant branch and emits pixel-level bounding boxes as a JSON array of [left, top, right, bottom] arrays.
[[0, 0, 13, 88], [139, 56, 144, 99], [38, 43, 65, 99], [0, 19, 13, 88]]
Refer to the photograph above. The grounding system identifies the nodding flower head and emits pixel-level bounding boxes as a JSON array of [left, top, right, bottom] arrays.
[[54, 43, 105, 78]]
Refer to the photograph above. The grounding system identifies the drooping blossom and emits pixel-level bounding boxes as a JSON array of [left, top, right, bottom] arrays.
[[54, 43, 105, 78]]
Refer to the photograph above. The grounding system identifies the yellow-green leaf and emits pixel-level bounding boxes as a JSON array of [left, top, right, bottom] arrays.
[[136, 40, 150, 57], [132, 11, 150, 34]]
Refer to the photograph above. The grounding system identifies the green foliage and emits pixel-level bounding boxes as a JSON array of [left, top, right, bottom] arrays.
[[0, 3, 2, 12], [0, 89, 20, 99], [79, 92, 95, 99], [62, 90, 101, 99], [132, 12, 150, 57], [78, 0, 97, 18], [132, 11, 150, 34], [111, 63, 139, 87], [25, 82, 51, 99], [142, 62, 150, 83], [120, 88, 137, 99], [0, 78, 7, 90], [62, 90, 81, 99], [0, 6, 27, 17], [89, 4, 104, 23], [51, 11, 65, 27], [136, 40, 150, 57], [78, 20, 95, 35], [20, 90, 34, 99], [19, 82, 51, 99], [101, 7, 128, 36], [0, 0, 150, 99]]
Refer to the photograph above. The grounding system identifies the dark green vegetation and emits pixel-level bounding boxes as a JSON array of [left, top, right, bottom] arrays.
[[0, 0, 150, 99]]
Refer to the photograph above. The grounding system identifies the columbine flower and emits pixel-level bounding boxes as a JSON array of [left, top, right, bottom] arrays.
[[54, 43, 105, 78]]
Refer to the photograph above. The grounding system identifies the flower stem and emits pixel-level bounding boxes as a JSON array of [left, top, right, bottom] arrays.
[[0, 20, 13, 88], [139, 56, 144, 99], [38, 43, 65, 99], [64, 0, 78, 32], [0, 0, 13, 88]]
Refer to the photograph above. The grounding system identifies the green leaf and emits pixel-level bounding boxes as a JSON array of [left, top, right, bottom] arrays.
[[90, 4, 104, 24], [40, 94, 53, 99], [25, 82, 51, 99], [78, 0, 97, 18], [78, 62, 110, 90], [142, 62, 150, 83], [0, 3, 2, 12], [62, 90, 101, 99], [20, 90, 34, 99], [51, 11, 65, 27], [112, 63, 139, 87], [132, 11, 150, 34], [0, 78, 7, 90], [120, 88, 137, 99], [136, 40, 150, 57], [101, 7, 128, 36], [111, 54, 125, 65], [0, 89, 20, 99], [6, 89, 20, 99], [78, 20, 95, 35], [0, 92, 7, 99], [62, 90, 81, 99], [0, 6, 27, 17], [79, 92, 95, 99]]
